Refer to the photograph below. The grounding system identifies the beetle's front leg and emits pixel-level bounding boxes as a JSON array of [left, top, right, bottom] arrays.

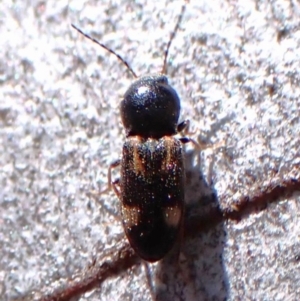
[[107, 159, 121, 198]]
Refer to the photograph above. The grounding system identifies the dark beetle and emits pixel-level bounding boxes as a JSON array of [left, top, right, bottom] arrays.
[[72, 1, 189, 262], [119, 75, 186, 261]]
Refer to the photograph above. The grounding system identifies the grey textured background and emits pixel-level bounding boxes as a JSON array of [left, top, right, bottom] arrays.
[[1, 0, 299, 300]]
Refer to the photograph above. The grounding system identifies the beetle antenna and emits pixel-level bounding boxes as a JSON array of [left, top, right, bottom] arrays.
[[71, 24, 138, 79], [161, 0, 188, 75]]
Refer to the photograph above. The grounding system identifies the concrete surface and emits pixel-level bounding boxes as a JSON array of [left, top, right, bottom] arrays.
[[0, 0, 299, 300]]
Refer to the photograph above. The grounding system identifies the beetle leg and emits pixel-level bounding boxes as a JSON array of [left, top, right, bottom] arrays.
[[99, 159, 121, 194], [108, 159, 121, 188], [179, 136, 225, 151], [177, 119, 189, 133], [112, 178, 121, 200]]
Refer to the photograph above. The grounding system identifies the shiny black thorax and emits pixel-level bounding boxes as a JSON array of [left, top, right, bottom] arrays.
[[119, 74, 185, 262], [121, 75, 180, 139]]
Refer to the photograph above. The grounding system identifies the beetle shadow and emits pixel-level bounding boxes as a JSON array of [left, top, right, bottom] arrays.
[[152, 147, 228, 301]]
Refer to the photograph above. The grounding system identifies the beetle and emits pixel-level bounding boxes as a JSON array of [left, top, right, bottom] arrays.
[[72, 1, 191, 262], [118, 74, 189, 262]]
